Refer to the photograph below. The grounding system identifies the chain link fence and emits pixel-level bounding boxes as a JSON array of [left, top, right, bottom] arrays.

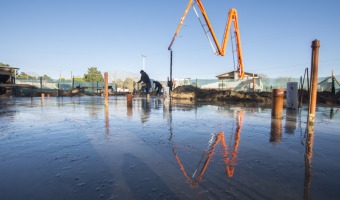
[[10, 75, 340, 97]]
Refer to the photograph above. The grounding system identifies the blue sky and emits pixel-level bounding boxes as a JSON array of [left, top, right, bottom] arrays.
[[1, 0, 340, 81]]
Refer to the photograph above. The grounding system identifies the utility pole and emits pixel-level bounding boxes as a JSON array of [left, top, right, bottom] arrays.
[[331, 69, 335, 95], [141, 55, 146, 70]]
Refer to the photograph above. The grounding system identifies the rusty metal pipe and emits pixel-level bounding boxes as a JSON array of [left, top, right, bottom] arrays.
[[104, 72, 109, 104], [308, 40, 320, 127], [271, 88, 284, 119], [127, 93, 133, 107]]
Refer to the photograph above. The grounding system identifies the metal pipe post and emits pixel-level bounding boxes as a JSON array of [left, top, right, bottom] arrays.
[[271, 88, 284, 119], [127, 93, 133, 107], [104, 72, 109, 104], [308, 40, 320, 128]]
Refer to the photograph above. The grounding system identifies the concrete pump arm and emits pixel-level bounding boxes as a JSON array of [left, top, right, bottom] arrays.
[[168, 0, 245, 78]]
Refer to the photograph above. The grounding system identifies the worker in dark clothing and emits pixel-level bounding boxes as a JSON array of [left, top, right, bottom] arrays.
[[153, 80, 163, 96], [137, 70, 151, 94]]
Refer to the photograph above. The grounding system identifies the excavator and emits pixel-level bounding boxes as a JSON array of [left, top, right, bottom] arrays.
[[172, 110, 244, 188], [168, 0, 245, 78]]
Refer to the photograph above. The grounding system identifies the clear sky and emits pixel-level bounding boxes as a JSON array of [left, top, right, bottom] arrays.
[[1, 0, 340, 81]]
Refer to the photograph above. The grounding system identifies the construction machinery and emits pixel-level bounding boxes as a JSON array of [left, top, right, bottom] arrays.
[[168, 0, 245, 78]]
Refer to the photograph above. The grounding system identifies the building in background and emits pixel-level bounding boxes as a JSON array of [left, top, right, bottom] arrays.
[[200, 70, 263, 92], [0, 66, 19, 95]]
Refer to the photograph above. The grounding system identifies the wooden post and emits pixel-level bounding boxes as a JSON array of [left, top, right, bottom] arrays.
[[104, 72, 108, 105], [308, 40, 320, 129]]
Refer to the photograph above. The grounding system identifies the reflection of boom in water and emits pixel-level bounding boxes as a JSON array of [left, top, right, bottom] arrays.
[[173, 111, 244, 188]]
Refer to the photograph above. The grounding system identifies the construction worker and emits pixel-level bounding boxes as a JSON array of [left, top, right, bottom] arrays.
[[137, 70, 151, 95], [153, 80, 162, 96]]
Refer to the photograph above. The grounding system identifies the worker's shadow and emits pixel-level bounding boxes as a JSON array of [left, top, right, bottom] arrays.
[[122, 153, 176, 199]]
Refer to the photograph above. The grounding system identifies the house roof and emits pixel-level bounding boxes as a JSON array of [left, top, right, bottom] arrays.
[[0, 66, 19, 76], [0, 66, 19, 70]]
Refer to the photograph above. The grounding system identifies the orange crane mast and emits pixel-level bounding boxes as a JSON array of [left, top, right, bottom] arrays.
[[168, 0, 245, 78]]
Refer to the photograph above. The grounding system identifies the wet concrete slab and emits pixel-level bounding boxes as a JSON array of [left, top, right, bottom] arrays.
[[0, 96, 339, 200]]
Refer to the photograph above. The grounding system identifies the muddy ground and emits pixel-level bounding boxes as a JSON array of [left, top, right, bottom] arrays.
[[171, 85, 340, 107]]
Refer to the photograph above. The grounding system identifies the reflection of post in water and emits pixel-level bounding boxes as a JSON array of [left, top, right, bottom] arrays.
[[127, 105, 133, 118], [270, 118, 282, 143], [127, 93, 133, 118], [330, 108, 334, 119], [172, 111, 244, 188], [285, 109, 297, 134], [165, 105, 173, 141], [329, 108, 339, 120], [104, 103, 109, 137], [41, 92, 45, 105], [141, 98, 151, 123], [304, 130, 314, 200]]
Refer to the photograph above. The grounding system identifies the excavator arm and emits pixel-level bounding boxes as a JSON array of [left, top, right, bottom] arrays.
[[168, 0, 245, 78]]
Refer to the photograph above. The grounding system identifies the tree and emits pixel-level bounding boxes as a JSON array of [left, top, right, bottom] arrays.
[[258, 73, 269, 79], [74, 77, 85, 82], [113, 79, 124, 92], [42, 74, 52, 80], [84, 67, 104, 95], [17, 72, 34, 79], [84, 67, 104, 82], [124, 77, 135, 92], [0, 62, 10, 67]]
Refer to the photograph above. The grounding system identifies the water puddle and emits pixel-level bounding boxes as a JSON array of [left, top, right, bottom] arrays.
[[0, 96, 339, 199]]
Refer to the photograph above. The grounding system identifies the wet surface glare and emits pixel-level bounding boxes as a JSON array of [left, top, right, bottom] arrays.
[[0, 96, 340, 200]]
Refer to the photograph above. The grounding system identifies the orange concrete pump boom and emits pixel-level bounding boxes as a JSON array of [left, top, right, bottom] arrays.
[[168, 0, 245, 78]]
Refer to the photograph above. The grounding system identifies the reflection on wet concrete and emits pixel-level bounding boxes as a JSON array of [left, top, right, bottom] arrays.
[[104, 103, 109, 137], [122, 153, 176, 199], [127, 106, 133, 118], [1, 97, 340, 199], [140, 98, 151, 123], [304, 130, 314, 200], [172, 111, 244, 188], [285, 109, 297, 134], [270, 118, 282, 143], [329, 108, 339, 120]]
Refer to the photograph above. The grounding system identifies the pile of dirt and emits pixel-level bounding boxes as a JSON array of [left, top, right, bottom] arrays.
[[317, 91, 340, 105], [171, 85, 340, 106]]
